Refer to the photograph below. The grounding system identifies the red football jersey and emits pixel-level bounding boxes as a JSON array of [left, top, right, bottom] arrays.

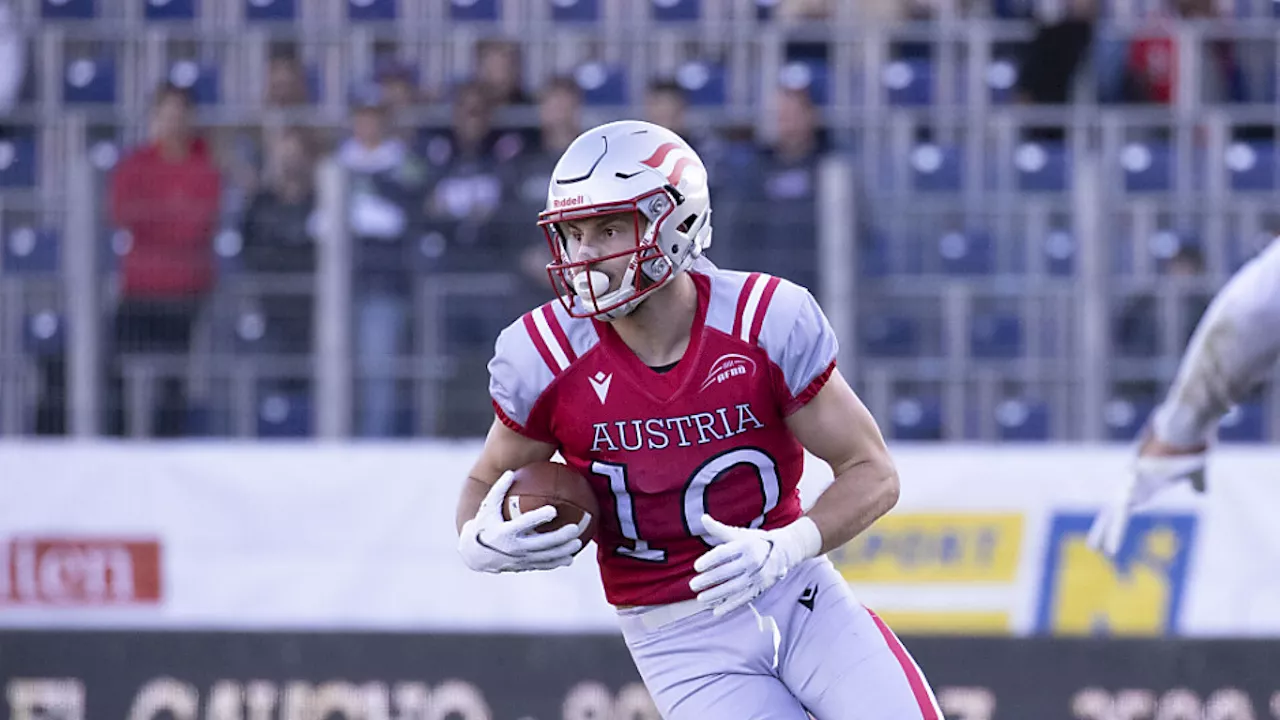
[[488, 262, 838, 606]]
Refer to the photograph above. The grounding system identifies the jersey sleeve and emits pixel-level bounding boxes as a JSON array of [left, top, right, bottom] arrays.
[[755, 279, 840, 414], [487, 318, 557, 443]]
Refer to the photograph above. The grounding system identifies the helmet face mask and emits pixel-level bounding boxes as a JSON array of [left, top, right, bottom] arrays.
[[537, 121, 714, 321]]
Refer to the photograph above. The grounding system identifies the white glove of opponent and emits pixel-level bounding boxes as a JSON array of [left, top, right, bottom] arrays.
[[1087, 433, 1207, 558], [458, 471, 586, 574], [689, 515, 823, 617]]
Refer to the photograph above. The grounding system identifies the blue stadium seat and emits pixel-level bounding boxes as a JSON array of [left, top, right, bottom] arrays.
[[778, 60, 828, 105], [677, 61, 726, 106], [891, 396, 943, 441], [1218, 402, 1266, 442], [64, 56, 116, 104], [551, 0, 598, 21], [234, 309, 268, 353], [42, 0, 96, 19], [411, 231, 447, 273], [1225, 141, 1278, 191], [144, 0, 196, 21], [449, 0, 498, 20], [910, 143, 962, 192], [1121, 140, 1173, 193], [23, 310, 65, 358], [862, 315, 919, 357], [987, 58, 1019, 105], [996, 398, 1050, 441], [575, 62, 627, 105], [2, 227, 60, 274], [0, 132, 37, 188], [169, 61, 219, 105], [245, 0, 296, 21], [257, 391, 312, 438], [970, 311, 1022, 358], [651, 0, 699, 21], [939, 231, 993, 275], [1044, 229, 1075, 276], [214, 228, 244, 278], [1103, 397, 1155, 441], [1015, 141, 1069, 192], [883, 58, 932, 107], [348, 0, 396, 21]]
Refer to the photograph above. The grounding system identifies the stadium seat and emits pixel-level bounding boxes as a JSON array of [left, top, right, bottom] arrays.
[[1225, 141, 1278, 191], [891, 395, 943, 441], [1042, 229, 1075, 276], [778, 60, 828, 106], [996, 398, 1050, 441], [1015, 141, 1069, 192], [144, 0, 196, 21], [651, 0, 700, 22], [939, 231, 993, 275], [575, 62, 628, 106], [245, 0, 297, 21], [551, 0, 599, 21], [0, 132, 37, 188], [969, 311, 1022, 358], [22, 310, 65, 358], [214, 228, 244, 278], [677, 61, 726, 106], [449, 0, 499, 20], [987, 58, 1019, 105], [861, 315, 920, 357], [1121, 140, 1173, 193], [348, 0, 396, 21], [2, 226, 60, 274], [41, 0, 96, 19], [234, 309, 268, 354], [883, 58, 932, 107], [1218, 402, 1266, 442], [1103, 397, 1155, 441], [257, 391, 312, 438], [169, 61, 219, 105], [910, 143, 962, 192], [63, 56, 117, 104]]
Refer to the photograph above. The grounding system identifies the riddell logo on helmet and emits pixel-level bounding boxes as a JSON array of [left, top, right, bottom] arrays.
[[553, 195, 587, 209]]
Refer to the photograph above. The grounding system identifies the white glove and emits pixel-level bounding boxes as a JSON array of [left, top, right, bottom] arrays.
[[1087, 447, 1207, 558], [689, 515, 823, 617], [458, 471, 586, 574]]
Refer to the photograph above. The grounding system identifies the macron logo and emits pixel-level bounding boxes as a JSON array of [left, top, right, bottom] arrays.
[[589, 371, 613, 404]]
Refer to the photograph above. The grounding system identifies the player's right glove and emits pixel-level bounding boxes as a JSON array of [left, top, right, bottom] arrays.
[[1087, 435, 1207, 558], [457, 471, 585, 574]]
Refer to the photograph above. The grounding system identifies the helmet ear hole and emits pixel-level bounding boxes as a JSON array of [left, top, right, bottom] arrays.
[[677, 213, 698, 234]]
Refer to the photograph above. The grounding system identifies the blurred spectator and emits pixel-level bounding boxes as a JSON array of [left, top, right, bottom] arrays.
[[1016, 0, 1096, 140], [717, 86, 827, 291], [509, 77, 584, 307], [375, 59, 424, 141], [1114, 244, 1212, 360], [108, 82, 222, 437], [643, 79, 724, 186], [225, 48, 313, 205], [776, 0, 831, 20], [266, 49, 310, 107], [240, 128, 318, 363], [337, 85, 427, 438], [1124, 0, 1244, 105], [474, 39, 532, 107]]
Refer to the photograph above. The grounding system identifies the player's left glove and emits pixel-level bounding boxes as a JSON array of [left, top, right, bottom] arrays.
[[1087, 436, 1208, 558], [689, 515, 823, 617]]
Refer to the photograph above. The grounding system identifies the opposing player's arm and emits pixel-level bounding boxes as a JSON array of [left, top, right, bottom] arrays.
[[455, 416, 556, 534], [1150, 238, 1280, 448], [786, 369, 899, 554]]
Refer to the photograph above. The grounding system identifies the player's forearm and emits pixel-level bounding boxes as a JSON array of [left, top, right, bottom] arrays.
[[804, 456, 900, 555], [455, 477, 490, 535], [1152, 241, 1280, 446]]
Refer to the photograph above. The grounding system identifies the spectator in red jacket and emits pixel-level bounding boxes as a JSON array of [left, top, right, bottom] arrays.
[[107, 81, 222, 437]]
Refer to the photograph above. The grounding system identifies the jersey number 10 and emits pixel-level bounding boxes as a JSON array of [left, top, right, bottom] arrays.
[[590, 448, 782, 562]]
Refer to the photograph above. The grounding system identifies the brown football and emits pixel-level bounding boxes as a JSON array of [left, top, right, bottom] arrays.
[[501, 461, 599, 553]]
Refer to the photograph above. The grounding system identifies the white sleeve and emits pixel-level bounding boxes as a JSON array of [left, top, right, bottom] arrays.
[[1151, 238, 1280, 446], [487, 320, 555, 440], [754, 280, 840, 407]]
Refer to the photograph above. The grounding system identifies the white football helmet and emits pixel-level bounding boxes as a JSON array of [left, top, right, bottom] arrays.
[[538, 120, 713, 321]]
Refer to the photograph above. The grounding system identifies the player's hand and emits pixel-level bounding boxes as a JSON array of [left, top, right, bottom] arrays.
[[1087, 432, 1208, 558], [457, 471, 586, 574], [689, 515, 821, 617]]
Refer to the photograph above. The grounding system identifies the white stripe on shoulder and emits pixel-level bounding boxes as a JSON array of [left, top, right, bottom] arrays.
[[546, 299, 602, 360], [738, 274, 769, 343], [488, 317, 557, 428], [701, 267, 752, 335], [531, 305, 570, 371]]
